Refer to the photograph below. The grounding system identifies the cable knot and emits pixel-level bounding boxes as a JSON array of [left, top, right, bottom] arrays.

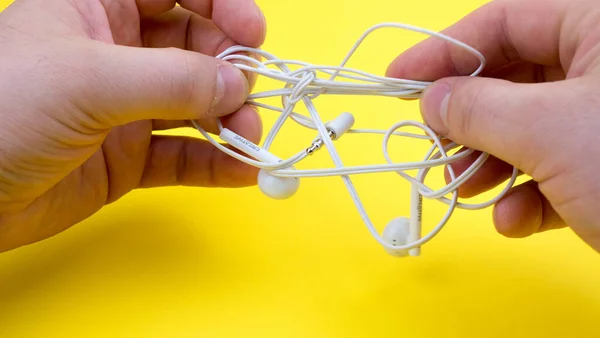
[[285, 69, 318, 105]]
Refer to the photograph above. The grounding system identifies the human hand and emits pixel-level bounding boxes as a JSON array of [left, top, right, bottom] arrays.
[[387, 0, 600, 252], [0, 0, 266, 252]]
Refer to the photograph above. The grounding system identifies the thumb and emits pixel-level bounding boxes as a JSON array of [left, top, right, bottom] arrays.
[[419, 77, 579, 171], [73, 43, 249, 128]]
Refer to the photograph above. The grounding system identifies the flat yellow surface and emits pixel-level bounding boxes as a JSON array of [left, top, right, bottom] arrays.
[[1, 0, 600, 337]]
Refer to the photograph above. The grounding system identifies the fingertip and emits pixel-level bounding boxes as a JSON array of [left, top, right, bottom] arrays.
[[385, 49, 418, 79], [385, 55, 402, 79], [220, 104, 263, 144], [213, 0, 267, 48], [492, 183, 543, 238], [385, 40, 452, 81], [248, 105, 263, 142]]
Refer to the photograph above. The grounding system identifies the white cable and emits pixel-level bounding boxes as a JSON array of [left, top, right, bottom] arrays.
[[192, 22, 519, 255]]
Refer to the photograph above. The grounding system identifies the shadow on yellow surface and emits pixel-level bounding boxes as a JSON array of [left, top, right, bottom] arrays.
[[0, 0, 599, 337]]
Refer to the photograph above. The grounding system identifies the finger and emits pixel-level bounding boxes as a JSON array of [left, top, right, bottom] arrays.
[[138, 136, 260, 188], [152, 119, 193, 131], [102, 105, 260, 203], [483, 62, 566, 84], [74, 42, 249, 129], [418, 75, 587, 173], [139, 136, 261, 188], [140, 103, 261, 188], [386, 0, 575, 81], [136, 0, 266, 47], [152, 104, 260, 136], [493, 180, 566, 238], [444, 148, 515, 198], [140, 6, 259, 90], [152, 118, 217, 132], [427, 136, 453, 147], [399, 62, 566, 103]]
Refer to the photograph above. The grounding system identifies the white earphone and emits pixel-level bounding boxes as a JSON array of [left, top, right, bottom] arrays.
[[217, 112, 355, 199], [191, 22, 519, 257]]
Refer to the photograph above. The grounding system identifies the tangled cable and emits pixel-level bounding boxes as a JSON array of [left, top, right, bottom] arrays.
[[191, 22, 519, 257]]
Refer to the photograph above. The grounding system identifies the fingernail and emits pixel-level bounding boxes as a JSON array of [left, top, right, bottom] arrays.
[[213, 64, 248, 116], [421, 82, 451, 135]]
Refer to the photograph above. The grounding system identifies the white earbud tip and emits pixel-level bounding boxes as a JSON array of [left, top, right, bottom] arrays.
[[382, 217, 410, 257], [257, 169, 300, 200]]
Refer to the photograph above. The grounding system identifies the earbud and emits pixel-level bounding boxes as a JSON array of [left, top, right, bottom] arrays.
[[382, 185, 423, 257], [382, 217, 410, 257], [257, 169, 300, 199], [219, 113, 355, 200], [219, 128, 300, 200]]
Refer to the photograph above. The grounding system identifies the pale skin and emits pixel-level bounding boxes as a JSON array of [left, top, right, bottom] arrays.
[[0, 0, 266, 252], [1, 0, 599, 254], [387, 0, 600, 253]]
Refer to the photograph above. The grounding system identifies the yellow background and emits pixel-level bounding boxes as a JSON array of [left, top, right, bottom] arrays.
[[1, 0, 600, 337]]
